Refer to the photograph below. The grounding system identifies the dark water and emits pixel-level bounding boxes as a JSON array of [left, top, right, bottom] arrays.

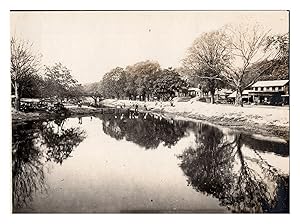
[[12, 112, 289, 213]]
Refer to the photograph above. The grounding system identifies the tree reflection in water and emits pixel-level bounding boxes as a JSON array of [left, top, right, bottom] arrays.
[[12, 122, 46, 209], [12, 113, 289, 213], [12, 117, 86, 210], [99, 112, 189, 149], [178, 124, 289, 213], [41, 117, 86, 164]]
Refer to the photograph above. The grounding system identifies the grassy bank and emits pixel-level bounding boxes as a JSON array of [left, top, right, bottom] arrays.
[[101, 99, 289, 140]]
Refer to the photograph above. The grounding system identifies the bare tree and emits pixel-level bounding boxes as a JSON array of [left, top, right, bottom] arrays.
[[11, 37, 41, 110], [182, 30, 231, 104], [221, 25, 284, 106]]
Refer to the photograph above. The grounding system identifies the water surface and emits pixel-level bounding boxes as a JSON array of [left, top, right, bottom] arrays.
[[12, 112, 289, 213]]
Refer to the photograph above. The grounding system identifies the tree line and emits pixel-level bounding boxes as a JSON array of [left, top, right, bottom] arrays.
[[11, 24, 289, 110], [91, 61, 189, 101], [87, 24, 288, 106]]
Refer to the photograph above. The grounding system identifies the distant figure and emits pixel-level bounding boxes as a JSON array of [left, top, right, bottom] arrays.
[[134, 113, 139, 119], [90, 116, 93, 121], [170, 118, 174, 124], [135, 104, 139, 113], [78, 117, 82, 124], [143, 113, 148, 120], [144, 104, 147, 111]]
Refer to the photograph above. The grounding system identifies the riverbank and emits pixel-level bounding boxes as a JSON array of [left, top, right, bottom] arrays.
[[11, 107, 110, 123], [11, 99, 289, 140], [100, 99, 290, 140]]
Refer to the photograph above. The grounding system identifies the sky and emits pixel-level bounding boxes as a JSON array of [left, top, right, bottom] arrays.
[[10, 11, 289, 84]]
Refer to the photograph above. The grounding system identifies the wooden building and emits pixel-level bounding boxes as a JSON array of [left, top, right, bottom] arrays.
[[187, 87, 202, 97], [228, 89, 252, 104], [249, 80, 289, 105]]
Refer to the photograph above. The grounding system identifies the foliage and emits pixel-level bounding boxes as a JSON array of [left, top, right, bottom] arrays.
[[96, 61, 188, 101], [182, 31, 230, 103], [82, 81, 102, 95], [100, 67, 127, 99], [153, 67, 188, 100], [42, 63, 82, 99], [125, 60, 161, 100], [258, 33, 289, 81]]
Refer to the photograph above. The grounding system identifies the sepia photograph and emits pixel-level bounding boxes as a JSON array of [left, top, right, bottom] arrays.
[[10, 10, 289, 213]]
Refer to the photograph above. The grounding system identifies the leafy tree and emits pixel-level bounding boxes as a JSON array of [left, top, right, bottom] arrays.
[[100, 67, 127, 99], [12, 74, 44, 98], [11, 37, 41, 110], [125, 60, 161, 101], [123, 68, 138, 100], [182, 31, 230, 103], [42, 63, 81, 99], [153, 67, 188, 100]]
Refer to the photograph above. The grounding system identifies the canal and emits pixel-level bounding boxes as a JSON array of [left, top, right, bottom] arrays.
[[12, 111, 289, 213]]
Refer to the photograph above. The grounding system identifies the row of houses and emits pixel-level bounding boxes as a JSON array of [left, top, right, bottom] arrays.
[[187, 79, 289, 105]]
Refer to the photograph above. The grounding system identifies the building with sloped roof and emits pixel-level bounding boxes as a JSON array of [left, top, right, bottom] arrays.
[[227, 80, 289, 105], [228, 89, 253, 104], [249, 80, 289, 105]]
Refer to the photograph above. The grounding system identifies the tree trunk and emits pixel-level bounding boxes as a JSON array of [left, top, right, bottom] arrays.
[[92, 96, 98, 106], [235, 133, 245, 168], [210, 94, 215, 104], [235, 88, 243, 107], [14, 80, 20, 111], [210, 90, 215, 104]]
